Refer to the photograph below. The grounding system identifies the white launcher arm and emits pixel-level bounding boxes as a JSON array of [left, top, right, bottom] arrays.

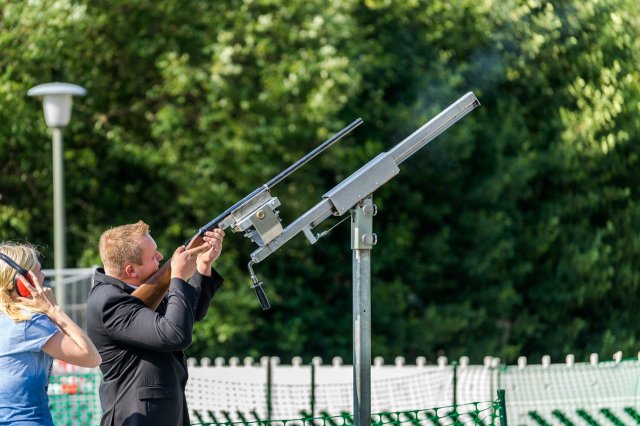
[[250, 91, 480, 265]]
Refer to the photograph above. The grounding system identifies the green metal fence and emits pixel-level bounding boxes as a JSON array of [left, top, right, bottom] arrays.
[[48, 373, 102, 425], [190, 398, 506, 425], [47, 371, 505, 426]]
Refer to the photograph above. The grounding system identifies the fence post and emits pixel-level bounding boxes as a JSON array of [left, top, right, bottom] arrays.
[[311, 361, 316, 418], [452, 361, 458, 409], [497, 389, 508, 426], [267, 357, 272, 422]]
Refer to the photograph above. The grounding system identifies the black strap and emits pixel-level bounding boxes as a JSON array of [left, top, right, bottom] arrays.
[[0, 252, 29, 277]]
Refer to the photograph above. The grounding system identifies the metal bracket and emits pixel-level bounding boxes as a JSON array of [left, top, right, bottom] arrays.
[[352, 197, 377, 250]]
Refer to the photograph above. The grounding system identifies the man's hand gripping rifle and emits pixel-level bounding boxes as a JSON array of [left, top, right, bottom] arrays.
[[132, 119, 363, 310]]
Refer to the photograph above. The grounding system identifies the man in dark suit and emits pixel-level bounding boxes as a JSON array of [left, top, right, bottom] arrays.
[[86, 220, 225, 426]]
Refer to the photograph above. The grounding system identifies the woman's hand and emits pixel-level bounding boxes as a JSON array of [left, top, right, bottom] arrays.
[[16, 271, 60, 316]]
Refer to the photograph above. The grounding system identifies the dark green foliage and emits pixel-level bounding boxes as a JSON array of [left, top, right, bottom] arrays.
[[1, 0, 639, 364]]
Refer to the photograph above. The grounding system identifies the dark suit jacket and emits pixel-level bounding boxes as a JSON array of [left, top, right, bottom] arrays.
[[86, 268, 223, 426]]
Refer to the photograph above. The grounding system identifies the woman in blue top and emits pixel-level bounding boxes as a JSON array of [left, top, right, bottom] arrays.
[[0, 242, 101, 425]]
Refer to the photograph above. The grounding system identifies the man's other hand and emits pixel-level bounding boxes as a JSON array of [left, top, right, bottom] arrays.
[[197, 229, 225, 276]]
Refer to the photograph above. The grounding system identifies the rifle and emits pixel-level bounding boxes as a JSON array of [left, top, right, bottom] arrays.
[[132, 119, 363, 310]]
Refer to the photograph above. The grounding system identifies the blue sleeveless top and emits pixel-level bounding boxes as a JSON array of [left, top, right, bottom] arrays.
[[0, 311, 58, 425]]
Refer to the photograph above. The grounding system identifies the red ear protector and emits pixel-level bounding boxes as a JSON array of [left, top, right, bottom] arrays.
[[0, 253, 34, 297]]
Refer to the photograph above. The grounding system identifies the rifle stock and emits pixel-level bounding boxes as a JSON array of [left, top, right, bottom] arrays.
[[131, 234, 205, 310]]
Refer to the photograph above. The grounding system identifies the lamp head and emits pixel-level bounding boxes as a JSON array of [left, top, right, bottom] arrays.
[[27, 82, 86, 128]]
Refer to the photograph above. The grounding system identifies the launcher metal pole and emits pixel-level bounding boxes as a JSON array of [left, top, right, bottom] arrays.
[[244, 92, 481, 422], [352, 196, 375, 425]]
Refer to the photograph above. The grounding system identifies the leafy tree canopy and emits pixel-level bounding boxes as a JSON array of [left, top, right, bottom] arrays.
[[1, 0, 639, 364]]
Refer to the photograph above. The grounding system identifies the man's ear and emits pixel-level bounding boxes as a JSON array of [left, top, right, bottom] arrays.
[[124, 264, 137, 278]]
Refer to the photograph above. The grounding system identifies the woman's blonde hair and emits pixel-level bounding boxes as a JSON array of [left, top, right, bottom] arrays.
[[0, 242, 40, 321]]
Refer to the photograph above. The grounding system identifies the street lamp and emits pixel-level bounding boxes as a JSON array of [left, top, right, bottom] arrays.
[[27, 82, 86, 310]]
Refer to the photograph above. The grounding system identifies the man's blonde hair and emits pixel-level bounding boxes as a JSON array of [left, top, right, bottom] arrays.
[[99, 220, 150, 276], [0, 242, 40, 321]]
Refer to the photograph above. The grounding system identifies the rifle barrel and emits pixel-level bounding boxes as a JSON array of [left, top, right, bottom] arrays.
[[267, 118, 363, 188], [195, 118, 363, 237]]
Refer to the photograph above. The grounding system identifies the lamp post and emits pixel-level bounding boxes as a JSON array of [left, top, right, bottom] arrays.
[[27, 82, 86, 311]]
